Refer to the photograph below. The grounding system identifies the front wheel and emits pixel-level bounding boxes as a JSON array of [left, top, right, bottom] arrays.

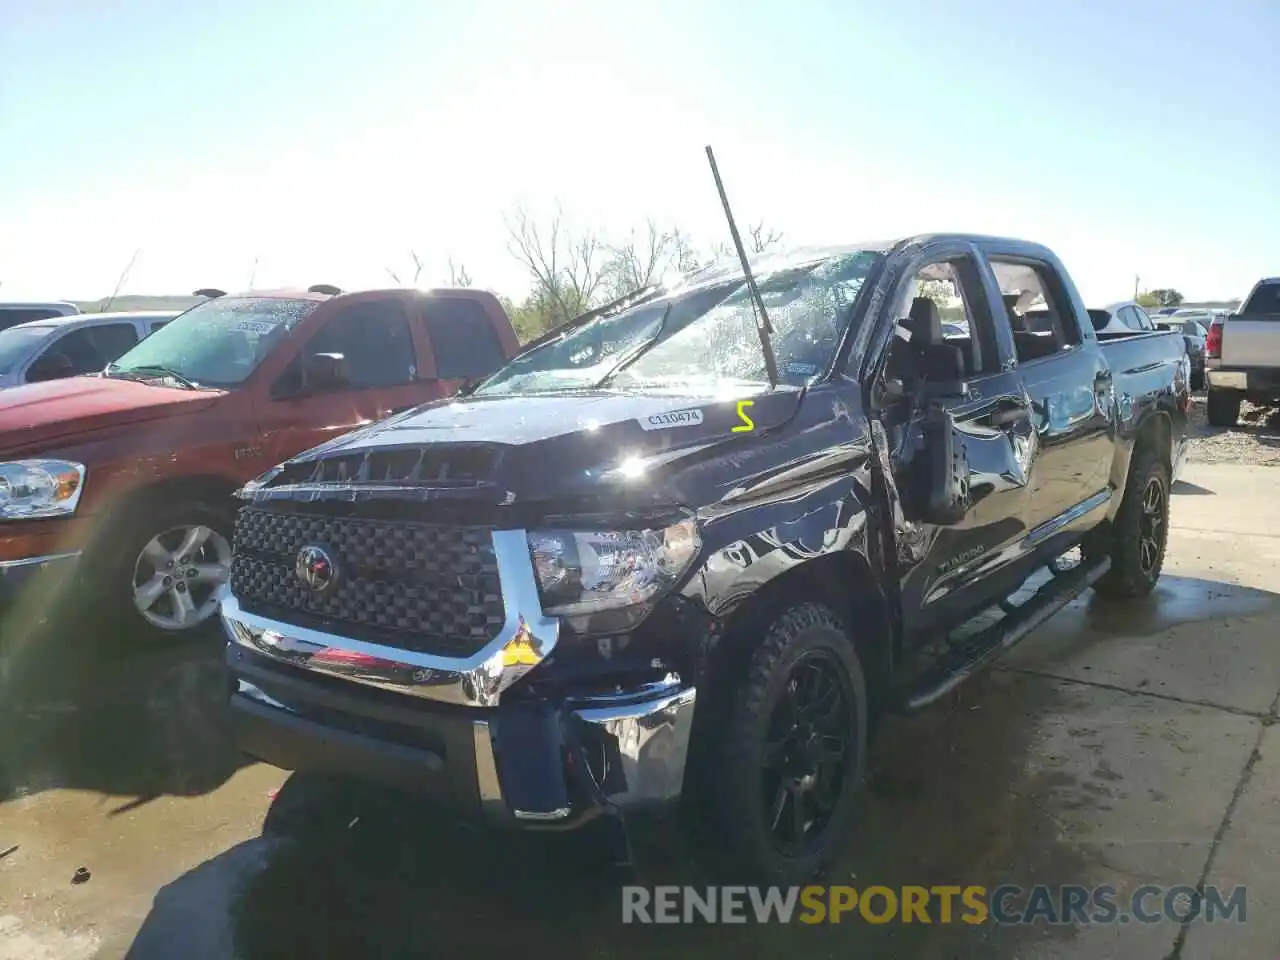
[[708, 602, 867, 884], [97, 500, 234, 640], [1092, 448, 1170, 599]]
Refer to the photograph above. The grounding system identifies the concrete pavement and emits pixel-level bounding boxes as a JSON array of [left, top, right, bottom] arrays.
[[1, 461, 1278, 959]]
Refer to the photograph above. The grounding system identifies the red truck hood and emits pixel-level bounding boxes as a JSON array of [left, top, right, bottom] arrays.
[[0, 376, 223, 451]]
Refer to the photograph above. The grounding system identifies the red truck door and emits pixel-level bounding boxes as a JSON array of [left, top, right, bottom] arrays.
[[257, 294, 432, 465]]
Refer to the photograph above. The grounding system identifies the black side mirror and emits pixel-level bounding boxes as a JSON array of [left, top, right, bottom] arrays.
[[28, 353, 74, 382], [908, 404, 971, 526], [301, 352, 349, 392], [919, 343, 968, 399]]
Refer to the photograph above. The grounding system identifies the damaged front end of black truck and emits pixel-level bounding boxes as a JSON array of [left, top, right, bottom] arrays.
[[220, 235, 1187, 883]]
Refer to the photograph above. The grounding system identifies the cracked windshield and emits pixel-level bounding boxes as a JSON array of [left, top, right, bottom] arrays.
[[0, 2, 1275, 960]]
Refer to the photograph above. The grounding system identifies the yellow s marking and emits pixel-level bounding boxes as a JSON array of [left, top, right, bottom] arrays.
[[733, 399, 755, 433]]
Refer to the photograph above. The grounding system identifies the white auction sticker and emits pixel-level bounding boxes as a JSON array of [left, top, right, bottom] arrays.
[[639, 408, 705, 431]]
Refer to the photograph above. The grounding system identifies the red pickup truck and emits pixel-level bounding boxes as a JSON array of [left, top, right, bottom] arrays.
[[0, 285, 520, 640]]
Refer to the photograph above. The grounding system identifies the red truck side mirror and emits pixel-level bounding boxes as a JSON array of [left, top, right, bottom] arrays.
[[301, 352, 350, 391]]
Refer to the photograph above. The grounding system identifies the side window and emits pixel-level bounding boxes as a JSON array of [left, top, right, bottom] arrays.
[[89, 323, 140, 362], [37, 328, 103, 377], [884, 256, 998, 384], [149, 320, 170, 335], [1129, 306, 1154, 331], [989, 259, 1080, 364], [421, 298, 507, 379], [295, 299, 416, 390]]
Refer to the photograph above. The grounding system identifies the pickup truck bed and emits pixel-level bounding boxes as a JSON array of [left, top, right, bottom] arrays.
[[219, 233, 1189, 885]]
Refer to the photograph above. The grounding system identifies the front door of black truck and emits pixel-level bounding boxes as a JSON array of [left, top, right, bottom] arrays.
[[871, 247, 1041, 637]]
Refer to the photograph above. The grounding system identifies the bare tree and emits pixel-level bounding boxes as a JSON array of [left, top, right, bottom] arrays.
[[385, 249, 426, 286], [712, 219, 785, 261], [670, 227, 705, 274], [504, 204, 605, 330], [601, 218, 677, 300], [447, 256, 473, 288], [747, 220, 784, 254]]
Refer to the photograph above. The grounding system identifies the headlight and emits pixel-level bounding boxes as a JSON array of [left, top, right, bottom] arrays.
[[527, 519, 700, 615], [0, 459, 86, 520]]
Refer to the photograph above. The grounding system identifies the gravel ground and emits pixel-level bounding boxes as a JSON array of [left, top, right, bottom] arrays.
[[1185, 392, 1280, 466]]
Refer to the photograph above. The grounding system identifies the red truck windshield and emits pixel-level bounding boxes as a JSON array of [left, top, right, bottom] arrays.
[[106, 297, 318, 388]]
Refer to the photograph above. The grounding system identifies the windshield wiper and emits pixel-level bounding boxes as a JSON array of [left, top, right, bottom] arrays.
[[109, 364, 199, 389]]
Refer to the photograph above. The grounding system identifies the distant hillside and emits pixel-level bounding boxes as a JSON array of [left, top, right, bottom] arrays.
[[73, 294, 205, 313]]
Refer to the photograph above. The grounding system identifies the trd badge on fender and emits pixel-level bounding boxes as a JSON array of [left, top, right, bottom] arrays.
[[295, 544, 340, 594]]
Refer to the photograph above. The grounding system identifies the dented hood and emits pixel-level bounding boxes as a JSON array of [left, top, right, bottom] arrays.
[[0, 376, 222, 452], [281, 385, 805, 504]]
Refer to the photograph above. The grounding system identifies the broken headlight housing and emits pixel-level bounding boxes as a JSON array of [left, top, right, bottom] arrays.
[[527, 519, 700, 616], [0, 459, 86, 520]]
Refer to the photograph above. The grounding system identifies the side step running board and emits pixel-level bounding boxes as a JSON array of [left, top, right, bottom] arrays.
[[897, 557, 1111, 712]]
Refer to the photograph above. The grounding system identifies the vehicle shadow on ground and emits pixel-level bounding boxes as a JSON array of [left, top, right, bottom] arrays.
[[123, 571, 1280, 960], [125, 674, 1098, 960], [0, 602, 244, 806]]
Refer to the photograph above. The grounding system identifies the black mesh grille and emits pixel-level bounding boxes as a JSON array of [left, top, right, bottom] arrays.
[[230, 508, 504, 656]]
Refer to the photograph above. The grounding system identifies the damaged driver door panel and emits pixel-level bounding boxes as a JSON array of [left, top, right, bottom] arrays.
[[875, 246, 1042, 639], [894, 373, 1037, 636]]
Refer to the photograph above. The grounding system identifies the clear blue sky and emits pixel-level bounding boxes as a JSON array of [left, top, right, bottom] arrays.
[[2, 0, 1276, 303]]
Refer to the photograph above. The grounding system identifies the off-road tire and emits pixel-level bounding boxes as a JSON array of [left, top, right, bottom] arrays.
[[1092, 446, 1170, 599], [1205, 387, 1241, 427], [707, 602, 867, 885]]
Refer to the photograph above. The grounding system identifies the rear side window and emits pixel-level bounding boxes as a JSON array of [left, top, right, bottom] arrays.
[[1120, 306, 1150, 331], [422, 298, 507, 379], [89, 323, 140, 360], [989, 259, 1081, 364], [1242, 282, 1280, 316]]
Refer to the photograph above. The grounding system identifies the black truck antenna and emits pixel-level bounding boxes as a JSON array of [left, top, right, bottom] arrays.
[[705, 145, 779, 389]]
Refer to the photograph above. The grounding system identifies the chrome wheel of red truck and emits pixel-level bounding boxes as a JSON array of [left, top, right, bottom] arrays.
[[128, 515, 231, 633]]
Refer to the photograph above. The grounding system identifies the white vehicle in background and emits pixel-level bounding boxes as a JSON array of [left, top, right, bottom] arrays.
[[0, 301, 80, 334], [1205, 278, 1280, 426], [0, 311, 179, 389], [1087, 300, 1158, 335]]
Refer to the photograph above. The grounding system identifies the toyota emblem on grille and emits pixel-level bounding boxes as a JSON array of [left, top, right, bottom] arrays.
[[295, 544, 340, 594]]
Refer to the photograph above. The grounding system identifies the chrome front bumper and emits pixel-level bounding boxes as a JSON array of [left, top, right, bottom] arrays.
[[221, 527, 698, 823]]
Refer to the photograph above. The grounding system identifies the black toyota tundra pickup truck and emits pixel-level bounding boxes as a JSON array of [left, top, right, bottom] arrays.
[[220, 234, 1190, 883]]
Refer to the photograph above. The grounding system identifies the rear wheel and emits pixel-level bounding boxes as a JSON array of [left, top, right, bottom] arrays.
[[706, 602, 867, 884], [1206, 387, 1241, 427], [1092, 447, 1170, 599]]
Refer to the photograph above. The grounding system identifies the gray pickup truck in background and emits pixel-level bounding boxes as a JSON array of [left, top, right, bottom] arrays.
[[1206, 277, 1280, 426]]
